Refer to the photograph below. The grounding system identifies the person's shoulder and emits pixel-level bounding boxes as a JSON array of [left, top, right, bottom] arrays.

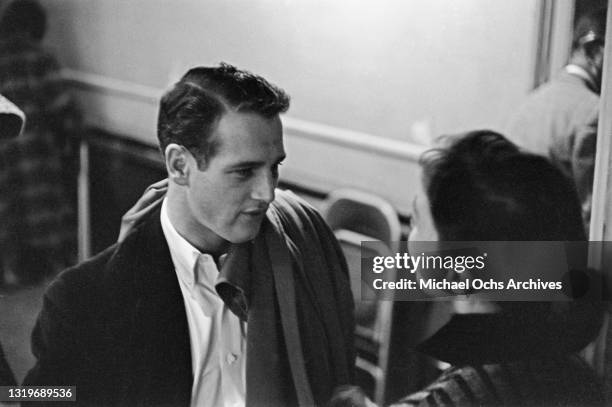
[[0, 39, 54, 62], [524, 72, 595, 105], [553, 72, 599, 111], [42, 245, 118, 317], [270, 189, 322, 222], [42, 222, 158, 320], [54, 211, 164, 293], [272, 188, 316, 211]]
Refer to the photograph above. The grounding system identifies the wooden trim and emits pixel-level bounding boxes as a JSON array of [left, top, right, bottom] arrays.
[[549, 0, 576, 75], [64, 69, 161, 104], [77, 140, 90, 261], [533, 0, 556, 88], [587, 0, 612, 381], [87, 129, 164, 169], [589, 3, 612, 243]]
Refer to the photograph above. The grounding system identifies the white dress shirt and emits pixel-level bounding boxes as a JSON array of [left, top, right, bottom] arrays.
[[160, 199, 246, 407]]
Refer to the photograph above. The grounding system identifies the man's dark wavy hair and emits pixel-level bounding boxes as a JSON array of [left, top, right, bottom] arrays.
[[420, 130, 586, 242], [157, 63, 290, 168]]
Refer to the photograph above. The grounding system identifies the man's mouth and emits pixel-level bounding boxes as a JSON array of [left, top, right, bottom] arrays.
[[242, 207, 267, 217]]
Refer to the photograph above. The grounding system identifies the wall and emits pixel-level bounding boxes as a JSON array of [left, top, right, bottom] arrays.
[[40, 0, 540, 214]]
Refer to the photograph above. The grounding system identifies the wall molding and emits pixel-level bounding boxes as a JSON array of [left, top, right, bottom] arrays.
[[62, 69, 425, 161], [64, 69, 161, 104]]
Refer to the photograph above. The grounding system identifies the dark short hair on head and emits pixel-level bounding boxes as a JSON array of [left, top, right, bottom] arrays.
[[420, 130, 586, 241], [157, 63, 290, 168], [0, 0, 47, 41], [573, 7, 607, 51], [421, 131, 603, 348]]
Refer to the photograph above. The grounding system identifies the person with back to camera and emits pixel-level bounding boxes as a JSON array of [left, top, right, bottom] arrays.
[[23, 64, 355, 406], [331, 130, 605, 407], [506, 7, 607, 230]]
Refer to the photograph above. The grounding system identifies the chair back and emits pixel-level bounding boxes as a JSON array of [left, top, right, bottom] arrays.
[[323, 189, 401, 405]]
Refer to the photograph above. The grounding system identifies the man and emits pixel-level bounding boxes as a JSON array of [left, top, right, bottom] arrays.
[[506, 8, 607, 226], [24, 64, 355, 406]]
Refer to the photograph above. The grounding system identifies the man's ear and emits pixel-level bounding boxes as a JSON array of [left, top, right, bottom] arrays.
[[164, 143, 191, 186]]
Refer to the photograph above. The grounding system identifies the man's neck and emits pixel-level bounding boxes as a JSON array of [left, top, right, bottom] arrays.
[[567, 53, 600, 93], [165, 189, 230, 256]]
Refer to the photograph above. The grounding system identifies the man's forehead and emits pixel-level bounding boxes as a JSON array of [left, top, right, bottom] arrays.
[[210, 111, 284, 161]]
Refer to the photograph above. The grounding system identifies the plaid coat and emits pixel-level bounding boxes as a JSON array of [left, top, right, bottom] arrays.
[[0, 37, 81, 272]]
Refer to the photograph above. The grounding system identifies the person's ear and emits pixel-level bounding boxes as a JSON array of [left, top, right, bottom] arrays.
[[584, 41, 603, 60], [165, 143, 191, 186], [592, 44, 605, 69]]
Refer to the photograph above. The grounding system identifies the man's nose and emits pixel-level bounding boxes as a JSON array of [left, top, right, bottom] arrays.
[[251, 172, 276, 204]]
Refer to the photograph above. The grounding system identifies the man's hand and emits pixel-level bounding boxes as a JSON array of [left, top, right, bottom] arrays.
[[118, 179, 168, 242]]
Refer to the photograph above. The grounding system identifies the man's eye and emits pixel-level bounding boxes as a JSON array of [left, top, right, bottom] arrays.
[[233, 168, 254, 178]]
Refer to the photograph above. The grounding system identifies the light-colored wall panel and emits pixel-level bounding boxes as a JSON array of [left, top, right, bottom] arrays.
[[282, 120, 425, 215], [43, 0, 539, 142]]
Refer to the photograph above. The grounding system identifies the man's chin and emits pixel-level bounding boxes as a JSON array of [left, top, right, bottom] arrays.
[[228, 223, 263, 244]]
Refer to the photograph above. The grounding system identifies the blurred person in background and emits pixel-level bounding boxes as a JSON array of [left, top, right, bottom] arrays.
[[0, 0, 82, 286], [0, 93, 24, 386], [506, 7, 607, 230]]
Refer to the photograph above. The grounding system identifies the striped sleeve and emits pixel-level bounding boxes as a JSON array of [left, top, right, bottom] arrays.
[[390, 365, 514, 407]]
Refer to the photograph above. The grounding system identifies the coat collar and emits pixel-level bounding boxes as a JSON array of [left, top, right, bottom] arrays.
[[417, 311, 602, 366], [559, 67, 599, 94]]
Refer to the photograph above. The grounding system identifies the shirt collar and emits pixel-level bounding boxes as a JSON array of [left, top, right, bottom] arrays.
[[160, 198, 251, 298], [160, 198, 208, 287], [565, 64, 598, 92]]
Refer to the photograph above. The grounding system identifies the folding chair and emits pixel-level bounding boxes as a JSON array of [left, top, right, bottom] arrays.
[[323, 189, 401, 405]]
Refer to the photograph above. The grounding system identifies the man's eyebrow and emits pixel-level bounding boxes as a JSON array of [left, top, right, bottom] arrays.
[[227, 155, 286, 169], [227, 160, 264, 168]]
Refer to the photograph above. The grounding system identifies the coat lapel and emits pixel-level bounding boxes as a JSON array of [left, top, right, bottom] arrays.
[[107, 210, 192, 407], [262, 212, 315, 406]]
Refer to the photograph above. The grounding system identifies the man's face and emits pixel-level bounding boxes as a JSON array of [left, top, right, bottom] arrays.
[[184, 110, 285, 247]]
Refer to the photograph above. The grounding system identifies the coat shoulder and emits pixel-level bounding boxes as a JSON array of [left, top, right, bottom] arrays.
[[43, 245, 118, 319], [271, 189, 327, 230]]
